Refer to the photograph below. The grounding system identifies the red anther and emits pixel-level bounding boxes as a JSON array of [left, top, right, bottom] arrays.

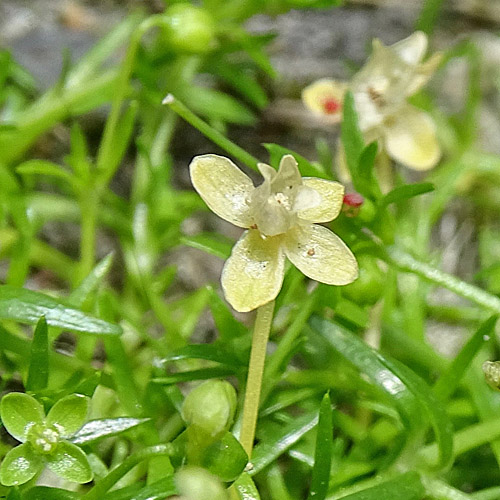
[[343, 193, 364, 208], [322, 97, 341, 114]]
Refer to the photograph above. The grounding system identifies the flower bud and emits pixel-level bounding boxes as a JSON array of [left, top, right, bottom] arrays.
[[182, 381, 237, 438], [175, 466, 228, 500], [483, 361, 500, 390], [162, 4, 216, 54], [342, 256, 385, 305]]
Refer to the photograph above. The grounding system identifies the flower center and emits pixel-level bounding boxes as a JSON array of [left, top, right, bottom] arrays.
[[271, 192, 291, 210], [322, 97, 341, 114], [27, 424, 60, 454]]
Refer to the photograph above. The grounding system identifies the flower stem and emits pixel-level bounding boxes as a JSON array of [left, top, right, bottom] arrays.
[[239, 300, 275, 458], [163, 94, 261, 172]]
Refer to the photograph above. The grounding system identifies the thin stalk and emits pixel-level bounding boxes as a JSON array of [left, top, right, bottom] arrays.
[[239, 300, 275, 458], [82, 444, 174, 500], [163, 94, 260, 171], [78, 187, 99, 284]]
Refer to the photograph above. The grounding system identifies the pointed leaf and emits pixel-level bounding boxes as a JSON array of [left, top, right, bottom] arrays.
[[263, 143, 328, 178], [21, 487, 79, 500], [70, 417, 150, 445], [26, 317, 49, 392], [0, 285, 122, 335], [379, 183, 435, 209], [307, 393, 333, 500], [46, 394, 89, 438], [46, 441, 93, 483], [0, 443, 43, 486], [180, 234, 232, 259], [233, 473, 261, 500], [1, 393, 45, 442], [341, 91, 364, 180]]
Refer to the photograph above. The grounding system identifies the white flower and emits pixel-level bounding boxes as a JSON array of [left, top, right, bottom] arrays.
[[302, 32, 442, 171], [190, 154, 358, 312]]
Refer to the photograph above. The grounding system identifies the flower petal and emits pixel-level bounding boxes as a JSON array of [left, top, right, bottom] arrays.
[[190, 154, 254, 228], [298, 178, 344, 223], [221, 230, 285, 312], [384, 106, 441, 171], [46, 441, 93, 484], [301, 78, 346, 120], [46, 394, 89, 438], [0, 443, 43, 486], [407, 52, 443, 96], [0, 393, 45, 442], [284, 224, 358, 285], [391, 31, 428, 65]]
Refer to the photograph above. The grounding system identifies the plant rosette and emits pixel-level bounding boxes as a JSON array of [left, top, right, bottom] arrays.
[[0, 392, 93, 486], [302, 31, 442, 171], [190, 153, 358, 312]]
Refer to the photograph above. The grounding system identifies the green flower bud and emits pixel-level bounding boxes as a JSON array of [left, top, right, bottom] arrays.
[[201, 432, 248, 482], [182, 381, 237, 438], [162, 4, 216, 54], [176, 466, 228, 500], [342, 256, 385, 305]]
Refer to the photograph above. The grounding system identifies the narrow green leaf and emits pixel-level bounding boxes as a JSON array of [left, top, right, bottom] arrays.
[[385, 246, 500, 314], [208, 286, 248, 340], [434, 315, 498, 401], [179, 86, 256, 125], [26, 317, 49, 392], [310, 316, 453, 471], [16, 160, 76, 185], [250, 412, 318, 475], [180, 234, 232, 259], [262, 143, 328, 178], [156, 344, 243, 368], [308, 393, 333, 500], [379, 183, 435, 209], [341, 91, 364, 180], [335, 472, 424, 500], [357, 141, 382, 200], [21, 487, 79, 500], [70, 417, 150, 445], [233, 472, 261, 500], [69, 253, 114, 308], [202, 432, 248, 482], [0, 285, 122, 335], [153, 367, 237, 385]]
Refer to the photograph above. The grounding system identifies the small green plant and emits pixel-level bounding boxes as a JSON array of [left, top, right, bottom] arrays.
[[0, 393, 92, 486]]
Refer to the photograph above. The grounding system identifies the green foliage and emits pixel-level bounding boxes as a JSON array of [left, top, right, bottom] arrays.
[[0, 0, 499, 498]]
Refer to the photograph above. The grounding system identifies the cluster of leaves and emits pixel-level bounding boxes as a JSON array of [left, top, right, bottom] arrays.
[[1, 0, 500, 499]]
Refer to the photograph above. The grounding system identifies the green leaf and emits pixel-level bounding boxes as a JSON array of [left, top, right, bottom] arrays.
[[113, 476, 177, 500], [208, 286, 247, 340], [201, 432, 248, 482], [233, 473, 261, 500], [22, 487, 79, 500], [7, 487, 21, 500], [357, 142, 382, 200], [68, 253, 114, 309], [341, 91, 364, 181], [0, 443, 43, 486], [46, 394, 89, 438], [156, 344, 243, 368], [26, 317, 49, 392], [46, 441, 93, 484], [307, 393, 333, 500], [335, 472, 424, 500], [16, 160, 77, 185], [262, 143, 328, 178], [153, 366, 237, 385], [179, 86, 256, 125], [0, 285, 122, 335], [180, 234, 232, 259], [70, 417, 150, 445], [310, 316, 453, 472], [250, 412, 318, 475], [378, 183, 435, 209], [1, 392, 45, 442], [434, 315, 497, 401]]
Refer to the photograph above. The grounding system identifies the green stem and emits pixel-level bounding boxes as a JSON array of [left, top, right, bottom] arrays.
[[78, 187, 99, 283], [163, 94, 260, 171], [239, 300, 275, 458], [82, 444, 174, 500]]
